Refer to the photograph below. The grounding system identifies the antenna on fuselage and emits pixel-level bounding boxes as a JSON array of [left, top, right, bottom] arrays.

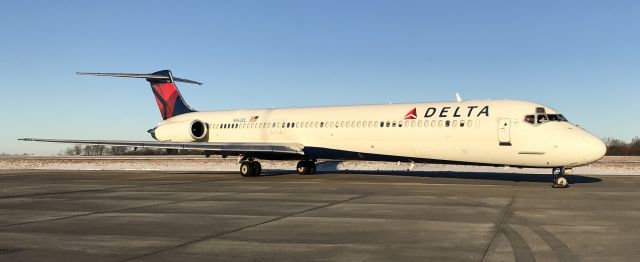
[[455, 93, 462, 102]]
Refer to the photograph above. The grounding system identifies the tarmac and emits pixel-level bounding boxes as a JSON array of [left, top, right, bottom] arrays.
[[0, 169, 639, 261]]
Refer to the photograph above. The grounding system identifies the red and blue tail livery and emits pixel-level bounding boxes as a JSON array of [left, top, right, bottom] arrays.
[[147, 70, 196, 119], [76, 70, 201, 119]]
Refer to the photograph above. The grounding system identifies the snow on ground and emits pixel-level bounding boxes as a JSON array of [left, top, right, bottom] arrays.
[[0, 156, 638, 176]]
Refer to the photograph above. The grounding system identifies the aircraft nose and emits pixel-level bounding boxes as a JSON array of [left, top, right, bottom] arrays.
[[580, 133, 606, 163]]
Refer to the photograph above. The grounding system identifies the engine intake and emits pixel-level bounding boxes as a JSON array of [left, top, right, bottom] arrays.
[[151, 119, 208, 142], [190, 120, 207, 140]]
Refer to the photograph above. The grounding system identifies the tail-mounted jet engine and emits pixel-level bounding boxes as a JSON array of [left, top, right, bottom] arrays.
[[148, 119, 208, 142]]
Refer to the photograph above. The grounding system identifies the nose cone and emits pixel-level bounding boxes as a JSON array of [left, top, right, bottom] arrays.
[[580, 133, 607, 164]]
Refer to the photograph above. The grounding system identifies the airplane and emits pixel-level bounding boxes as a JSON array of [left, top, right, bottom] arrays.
[[20, 70, 607, 188]]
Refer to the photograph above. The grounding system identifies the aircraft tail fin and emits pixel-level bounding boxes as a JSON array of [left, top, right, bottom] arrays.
[[77, 70, 200, 120]]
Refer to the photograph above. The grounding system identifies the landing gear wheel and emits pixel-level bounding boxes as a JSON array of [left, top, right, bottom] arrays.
[[296, 160, 316, 175], [553, 176, 569, 188], [309, 161, 317, 174], [252, 161, 262, 176], [240, 161, 260, 177], [551, 167, 570, 188]]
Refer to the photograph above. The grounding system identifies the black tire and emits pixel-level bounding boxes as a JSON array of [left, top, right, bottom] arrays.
[[252, 161, 262, 176], [552, 176, 569, 188], [309, 161, 317, 174], [296, 161, 311, 175], [240, 162, 255, 177]]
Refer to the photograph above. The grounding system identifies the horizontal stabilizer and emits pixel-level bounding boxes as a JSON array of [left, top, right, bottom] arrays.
[[76, 72, 203, 85]]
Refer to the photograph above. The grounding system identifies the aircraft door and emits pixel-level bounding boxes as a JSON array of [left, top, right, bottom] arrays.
[[498, 118, 511, 145]]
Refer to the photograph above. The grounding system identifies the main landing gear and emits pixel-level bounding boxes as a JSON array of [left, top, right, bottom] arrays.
[[296, 160, 317, 175], [238, 157, 317, 177], [240, 160, 262, 177], [552, 167, 570, 188]]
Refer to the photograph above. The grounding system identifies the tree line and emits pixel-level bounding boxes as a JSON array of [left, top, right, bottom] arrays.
[[604, 137, 640, 156], [61, 145, 203, 156]]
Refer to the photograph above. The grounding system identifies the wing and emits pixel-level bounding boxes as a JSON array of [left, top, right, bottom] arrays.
[[19, 138, 305, 155]]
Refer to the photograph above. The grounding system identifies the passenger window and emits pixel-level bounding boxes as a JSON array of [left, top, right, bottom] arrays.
[[524, 115, 535, 124], [411, 121, 416, 127], [431, 120, 436, 127], [467, 120, 472, 127], [445, 120, 450, 127], [398, 121, 403, 127], [438, 120, 443, 127], [418, 120, 422, 127], [392, 121, 397, 127], [460, 121, 465, 127], [386, 121, 390, 127], [452, 120, 457, 127]]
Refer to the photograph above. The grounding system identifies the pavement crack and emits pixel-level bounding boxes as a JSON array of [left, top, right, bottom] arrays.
[[121, 190, 382, 262], [481, 190, 516, 262]]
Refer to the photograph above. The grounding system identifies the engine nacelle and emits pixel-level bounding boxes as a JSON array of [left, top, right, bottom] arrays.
[[150, 119, 208, 142]]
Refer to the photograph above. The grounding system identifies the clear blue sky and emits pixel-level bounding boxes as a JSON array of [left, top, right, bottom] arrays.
[[1, 0, 638, 155]]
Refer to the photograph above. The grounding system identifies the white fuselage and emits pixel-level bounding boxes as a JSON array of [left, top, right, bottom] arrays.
[[153, 99, 606, 168]]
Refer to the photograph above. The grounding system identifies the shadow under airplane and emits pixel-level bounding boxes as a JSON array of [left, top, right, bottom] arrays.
[[311, 161, 603, 185]]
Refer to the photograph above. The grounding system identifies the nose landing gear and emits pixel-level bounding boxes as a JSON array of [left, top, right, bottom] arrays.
[[552, 167, 570, 188]]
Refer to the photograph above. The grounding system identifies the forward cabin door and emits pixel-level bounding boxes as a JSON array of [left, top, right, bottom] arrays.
[[498, 118, 511, 146]]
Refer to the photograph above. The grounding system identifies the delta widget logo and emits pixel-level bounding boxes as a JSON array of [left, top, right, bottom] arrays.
[[404, 108, 417, 120]]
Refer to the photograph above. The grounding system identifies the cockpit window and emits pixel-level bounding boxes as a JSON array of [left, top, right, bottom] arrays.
[[525, 113, 569, 126], [547, 114, 568, 122], [524, 115, 535, 124], [536, 115, 548, 124], [525, 106, 569, 126]]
